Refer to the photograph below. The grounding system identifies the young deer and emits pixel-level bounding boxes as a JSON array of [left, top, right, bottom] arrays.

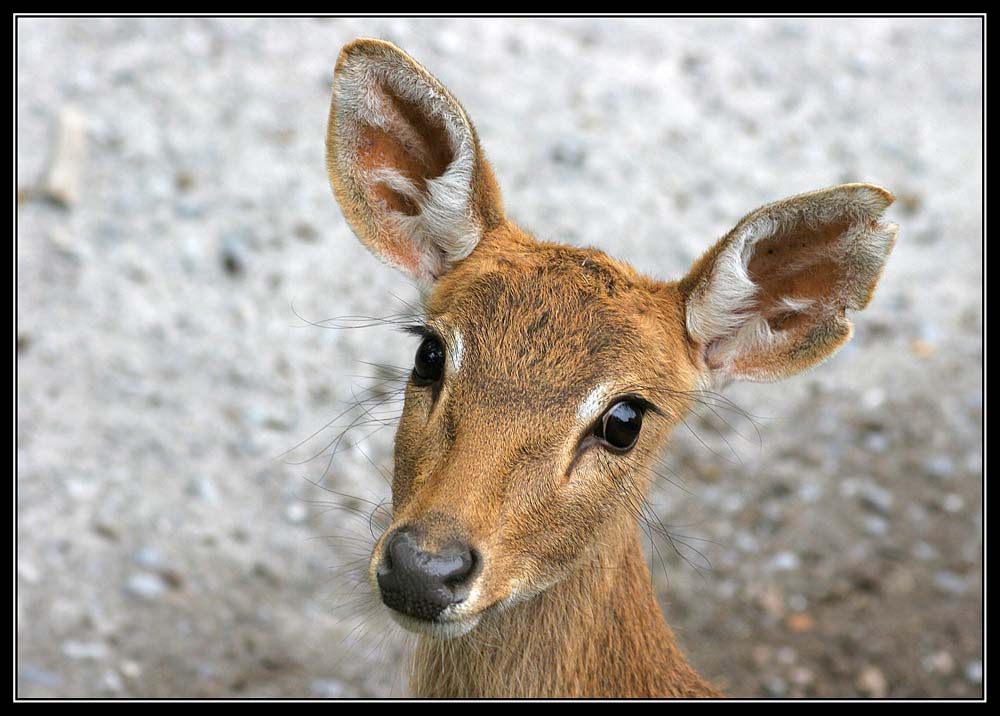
[[324, 39, 897, 698]]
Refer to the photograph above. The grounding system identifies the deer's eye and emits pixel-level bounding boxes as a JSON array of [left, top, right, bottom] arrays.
[[413, 336, 445, 384], [594, 400, 643, 452]]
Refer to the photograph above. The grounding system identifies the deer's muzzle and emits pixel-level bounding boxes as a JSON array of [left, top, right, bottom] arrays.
[[375, 527, 480, 622]]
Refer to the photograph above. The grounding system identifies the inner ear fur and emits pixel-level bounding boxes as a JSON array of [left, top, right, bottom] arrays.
[[680, 183, 898, 384], [326, 39, 504, 283]]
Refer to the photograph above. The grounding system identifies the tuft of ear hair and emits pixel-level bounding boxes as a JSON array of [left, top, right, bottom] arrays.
[[325, 39, 504, 285], [680, 183, 898, 385]]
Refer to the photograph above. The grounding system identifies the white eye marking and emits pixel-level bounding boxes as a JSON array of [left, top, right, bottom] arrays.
[[450, 328, 464, 373], [577, 383, 613, 424]]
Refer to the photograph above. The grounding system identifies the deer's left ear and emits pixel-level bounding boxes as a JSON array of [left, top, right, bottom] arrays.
[[679, 184, 898, 385], [326, 39, 505, 285]]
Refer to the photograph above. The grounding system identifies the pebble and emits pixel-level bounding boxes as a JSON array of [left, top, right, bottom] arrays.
[[66, 478, 99, 500], [48, 224, 79, 257], [133, 546, 164, 568], [885, 568, 916, 595], [125, 571, 169, 599], [907, 503, 930, 524], [50, 599, 87, 633], [766, 551, 801, 572], [932, 571, 967, 595], [913, 541, 940, 561], [100, 669, 125, 693], [763, 675, 788, 697], [120, 660, 143, 679], [311, 678, 349, 698], [181, 235, 205, 274], [293, 221, 319, 242], [857, 666, 888, 698], [921, 650, 955, 675], [42, 106, 88, 208], [798, 482, 823, 503], [758, 586, 785, 617], [174, 170, 196, 192], [285, 502, 307, 524], [550, 138, 587, 168], [942, 494, 966, 513], [720, 493, 745, 513], [791, 666, 815, 686], [965, 661, 983, 685], [18, 560, 41, 585], [863, 431, 890, 453], [842, 478, 894, 515], [251, 561, 280, 587], [717, 580, 738, 599], [19, 664, 62, 687], [897, 192, 923, 216], [860, 387, 886, 410], [923, 455, 955, 481], [918, 320, 944, 344], [92, 520, 120, 542], [762, 502, 785, 523], [776, 646, 797, 665], [863, 515, 890, 537], [785, 613, 816, 633], [787, 593, 807, 611], [910, 339, 937, 358], [734, 532, 758, 553], [186, 477, 220, 504], [221, 235, 248, 276], [62, 639, 110, 660]]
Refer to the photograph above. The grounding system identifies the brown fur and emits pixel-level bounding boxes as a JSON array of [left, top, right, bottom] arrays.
[[324, 39, 896, 699]]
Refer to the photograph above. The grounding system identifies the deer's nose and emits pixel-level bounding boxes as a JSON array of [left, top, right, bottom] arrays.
[[376, 528, 479, 621]]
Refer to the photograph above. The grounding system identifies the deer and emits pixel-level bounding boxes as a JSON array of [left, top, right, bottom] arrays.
[[323, 38, 897, 698]]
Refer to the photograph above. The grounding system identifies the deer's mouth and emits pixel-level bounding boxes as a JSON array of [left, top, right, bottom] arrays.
[[380, 583, 521, 640], [386, 609, 483, 639], [378, 573, 505, 640]]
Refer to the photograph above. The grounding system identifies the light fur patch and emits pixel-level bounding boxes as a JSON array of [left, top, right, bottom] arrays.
[[778, 296, 817, 313], [449, 328, 465, 374], [577, 383, 613, 424]]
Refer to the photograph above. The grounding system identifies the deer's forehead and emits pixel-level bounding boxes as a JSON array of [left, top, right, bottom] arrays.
[[426, 261, 655, 410]]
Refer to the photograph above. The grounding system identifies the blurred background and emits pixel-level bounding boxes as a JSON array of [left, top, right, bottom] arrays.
[[16, 17, 982, 698]]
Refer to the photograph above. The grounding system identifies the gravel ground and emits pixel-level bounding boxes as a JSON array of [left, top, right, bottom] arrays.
[[16, 17, 983, 699]]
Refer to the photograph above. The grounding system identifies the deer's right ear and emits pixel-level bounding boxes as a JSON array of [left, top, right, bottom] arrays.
[[326, 39, 504, 285]]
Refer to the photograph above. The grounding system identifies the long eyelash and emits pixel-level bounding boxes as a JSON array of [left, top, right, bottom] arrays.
[[400, 323, 435, 339], [616, 394, 663, 418]]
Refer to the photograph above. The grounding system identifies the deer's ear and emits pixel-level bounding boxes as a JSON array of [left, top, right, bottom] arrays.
[[326, 38, 504, 285], [680, 184, 898, 385]]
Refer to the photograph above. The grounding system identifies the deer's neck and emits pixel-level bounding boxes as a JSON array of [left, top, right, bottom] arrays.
[[409, 525, 720, 698]]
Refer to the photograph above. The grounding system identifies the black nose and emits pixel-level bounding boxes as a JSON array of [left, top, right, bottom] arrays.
[[376, 528, 478, 621]]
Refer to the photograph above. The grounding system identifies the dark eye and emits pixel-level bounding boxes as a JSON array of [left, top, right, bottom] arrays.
[[594, 400, 643, 452], [413, 336, 445, 384]]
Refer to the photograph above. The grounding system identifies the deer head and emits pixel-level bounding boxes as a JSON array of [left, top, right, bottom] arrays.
[[325, 38, 897, 645]]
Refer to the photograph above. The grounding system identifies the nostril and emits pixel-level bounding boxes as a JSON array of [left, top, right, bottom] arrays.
[[382, 528, 411, 572], [443, 546, 479, 590]]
